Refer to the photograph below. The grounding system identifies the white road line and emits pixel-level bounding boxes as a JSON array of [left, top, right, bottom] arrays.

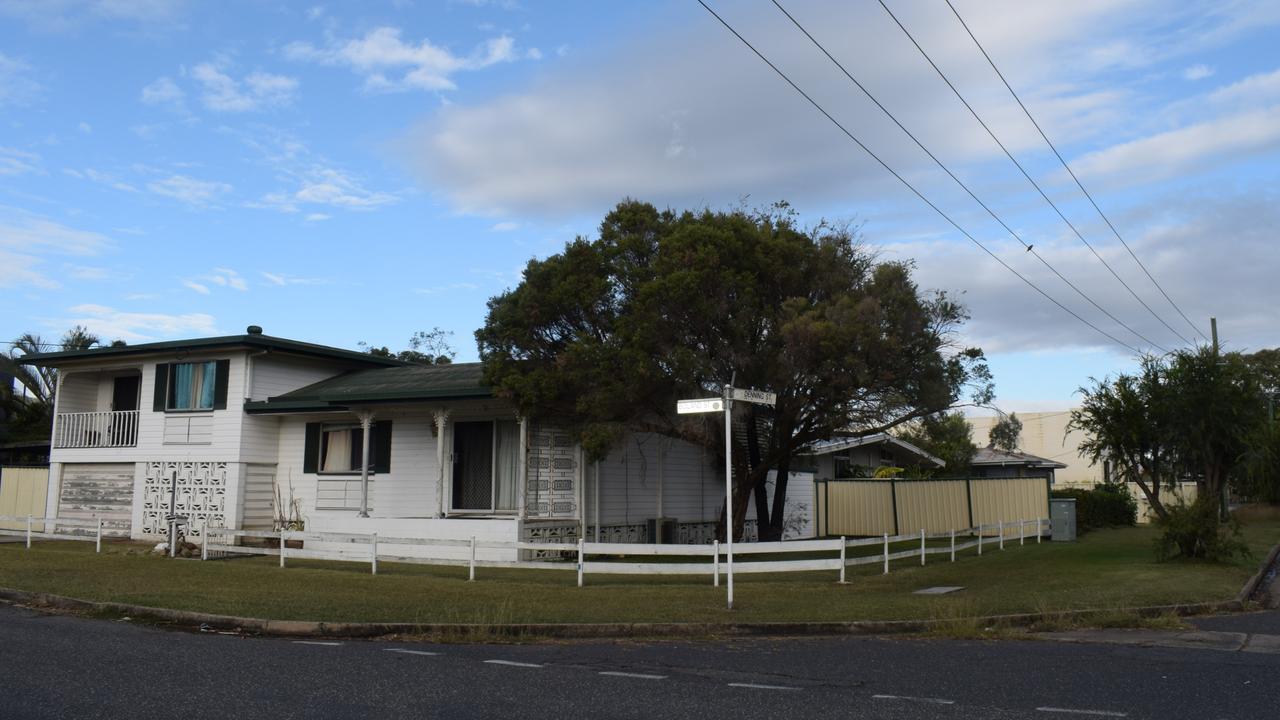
[[872, 694, 955, 705], [1036, 707, 1127, 717], [292, 641, 342, 646], [484, 660, 543, 668], [727, 682, 801, 691], [385, 649, 441, 657], [599, 671, 667, 680]]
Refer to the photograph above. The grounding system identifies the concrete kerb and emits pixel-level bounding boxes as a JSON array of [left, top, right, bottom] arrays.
[[1, 540, 1275, 642], [0, 586, 1246, 642]]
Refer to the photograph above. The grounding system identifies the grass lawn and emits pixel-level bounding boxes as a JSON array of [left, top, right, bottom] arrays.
[[0, 516, 1276, 625]]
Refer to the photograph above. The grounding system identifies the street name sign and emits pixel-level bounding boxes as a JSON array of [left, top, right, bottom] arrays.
[[677, 398, 724, 414], [731, 388, 777, 406]]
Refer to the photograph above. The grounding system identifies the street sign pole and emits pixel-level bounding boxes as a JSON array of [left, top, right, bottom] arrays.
[[723, 382, 734, 611]]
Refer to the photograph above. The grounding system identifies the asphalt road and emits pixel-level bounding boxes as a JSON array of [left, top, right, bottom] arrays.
[[1, 603, 1276, 720]]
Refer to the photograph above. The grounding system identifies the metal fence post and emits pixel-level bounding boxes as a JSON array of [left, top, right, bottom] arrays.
[[920, 529, 926, 566], [371, 532, 378, 575], [26, 515, 32, 549], [95, 516, 102, 554], [950, 529, 955, 563], [838, 536, 847, 584], [279, 530, 287, 568], [713, 540, 720, 587], [882, 532, 889, 574], [998, 520, 1005, 551], [469, 536, 476, 582], [577, 537, 584, 588]]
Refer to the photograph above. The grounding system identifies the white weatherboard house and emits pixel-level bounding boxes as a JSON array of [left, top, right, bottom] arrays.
[[24, 327, 833, 560]]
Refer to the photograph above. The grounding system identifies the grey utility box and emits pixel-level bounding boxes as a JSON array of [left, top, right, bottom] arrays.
[[1050, 498, 1077, 542]]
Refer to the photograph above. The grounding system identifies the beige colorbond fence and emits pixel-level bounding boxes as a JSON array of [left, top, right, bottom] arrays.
[[1131, 481, 1198, 523], [0, 467, 49, 532], [816, 477, 1050, 538]]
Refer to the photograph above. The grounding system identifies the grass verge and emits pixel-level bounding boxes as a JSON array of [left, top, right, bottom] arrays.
[[0, 518, 1275, 626]]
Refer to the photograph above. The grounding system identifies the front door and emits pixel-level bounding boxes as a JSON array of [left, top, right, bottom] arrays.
[[110, 375, 140, 445], [452, 421, 493, 510]]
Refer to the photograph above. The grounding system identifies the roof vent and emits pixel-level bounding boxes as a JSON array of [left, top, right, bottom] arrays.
[[246, 325, 264, 335]]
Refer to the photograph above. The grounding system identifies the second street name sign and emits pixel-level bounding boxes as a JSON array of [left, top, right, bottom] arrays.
[[731, 388, 777, 406], [676, 398, 724, 414]]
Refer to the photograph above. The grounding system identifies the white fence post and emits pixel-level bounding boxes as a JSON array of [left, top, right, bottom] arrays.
[[469, 536, 476, 582], [950, 529, 955, 562], [279, 531, 287, 568], [882, 532, 889, 574], [1037, 517, 1043, 543], [371, 532, 378, 575], [577, 537, 584, 588], [998, 520, 1005, 550], [920, 529, 926, 566], [95, 516, 102, 554], [26, 515, 32, 549], [838, 536, 847, 584], [978, 526, 983, 556], [201, 525, 208, 561], [1019, 518, 1025, 546], [713, 540, 720, 587]]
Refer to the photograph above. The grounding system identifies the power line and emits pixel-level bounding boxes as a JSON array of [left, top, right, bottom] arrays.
[[942, 0, 1210, 343], [695, 0, 1140, 355], [766, 0, 1166, 353], [872, 0, 1191, 348]]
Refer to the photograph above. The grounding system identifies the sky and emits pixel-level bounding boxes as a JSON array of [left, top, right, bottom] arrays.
[[1, 0, 1278, 412]]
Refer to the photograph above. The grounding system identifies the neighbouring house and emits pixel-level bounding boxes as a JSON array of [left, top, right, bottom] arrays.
[[800, 433, 944, 479], [21, 326, 815, 560], [968, 446, 1067, 484]]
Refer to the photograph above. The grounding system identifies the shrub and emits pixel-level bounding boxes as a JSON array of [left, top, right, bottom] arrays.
[[1051, 482, 1138, 533], [1153, 497, 1249, 562]]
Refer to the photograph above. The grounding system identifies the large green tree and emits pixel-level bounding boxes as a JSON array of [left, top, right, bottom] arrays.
[[1071, 347, 1266, 521], [988, 412, 1023, 452], [1, 326, 100, 441], [896, 411, 977, 476], [477, 200, 991, 540]]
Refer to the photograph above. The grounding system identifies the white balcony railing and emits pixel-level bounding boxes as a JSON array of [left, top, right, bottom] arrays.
[[54, 410, 139, 449]]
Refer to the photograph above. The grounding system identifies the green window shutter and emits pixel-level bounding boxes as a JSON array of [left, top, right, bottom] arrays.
[[373, 421, 393, 474], [152, 363, 170, 411], [212, 359, 231, 410], [349, 427, 364, 471], [303, 423, 320, 474]]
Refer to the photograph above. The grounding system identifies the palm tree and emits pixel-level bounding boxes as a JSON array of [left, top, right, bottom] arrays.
[[1, 326, 100, 440]]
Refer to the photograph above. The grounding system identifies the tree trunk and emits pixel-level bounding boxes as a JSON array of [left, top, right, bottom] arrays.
[[746, 406, 772, 536], [766, 449, 793, 540]]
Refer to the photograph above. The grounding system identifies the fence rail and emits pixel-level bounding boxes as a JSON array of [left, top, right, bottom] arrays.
[[0, 514, 108, 552]]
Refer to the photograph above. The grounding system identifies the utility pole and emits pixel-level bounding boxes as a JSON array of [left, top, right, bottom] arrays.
[[1210, 317, 1228, 520], [1210, 317, 1218, 355]]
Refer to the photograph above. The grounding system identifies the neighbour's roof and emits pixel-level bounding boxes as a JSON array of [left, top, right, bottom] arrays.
[[244, 362, 491, 413], [801, 432, 944, 468], [970, 446, 1068, 469], [17, 332, 404, 368]]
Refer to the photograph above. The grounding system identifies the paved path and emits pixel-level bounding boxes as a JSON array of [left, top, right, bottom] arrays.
[[2, 602, 1278, 719]]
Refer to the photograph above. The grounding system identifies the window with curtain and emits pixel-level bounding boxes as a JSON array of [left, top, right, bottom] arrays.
[[319, 424, 373, 473], [167, 361, 217, 410]]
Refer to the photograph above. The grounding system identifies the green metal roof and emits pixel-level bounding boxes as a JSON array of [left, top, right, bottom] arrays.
[[18, 333, 405, 368], [244, 362, 492, 413]]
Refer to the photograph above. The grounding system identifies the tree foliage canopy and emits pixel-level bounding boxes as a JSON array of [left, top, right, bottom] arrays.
[[360, 328, 456, 365], [477, 200, 991, 539], [988, 412, 1023, 452], [896, 411, 977, 476], [1, 326, 100, 442]]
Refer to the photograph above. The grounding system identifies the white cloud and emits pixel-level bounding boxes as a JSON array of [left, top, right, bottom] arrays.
[[66, 167, 139, 193], [146, 174, 232, 207], [261, 271, 325, 286], [0, 146, 40, 175], [203, 267, 247, 291], [183, 280, 210, 294], [190, 62, 298, 112], [0, 52, 41, 107], [1071, 105, 1280, 185], [304, 213, 330, 221], [67, 264, 131, 281], [1183, 64, 1214, 80], [256, 166, 397, 213], [0, 210, 111, 255], [284, 26, 525, 92], [0, 0, 189, 33], [60, 303, 217, 343], [0, 250, 58, 289], [489, 221, 519, 232], [140, 75, 184, 108]]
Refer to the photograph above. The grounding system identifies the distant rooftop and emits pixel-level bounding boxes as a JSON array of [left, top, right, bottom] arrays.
[[971, 446, 1067, 469]]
